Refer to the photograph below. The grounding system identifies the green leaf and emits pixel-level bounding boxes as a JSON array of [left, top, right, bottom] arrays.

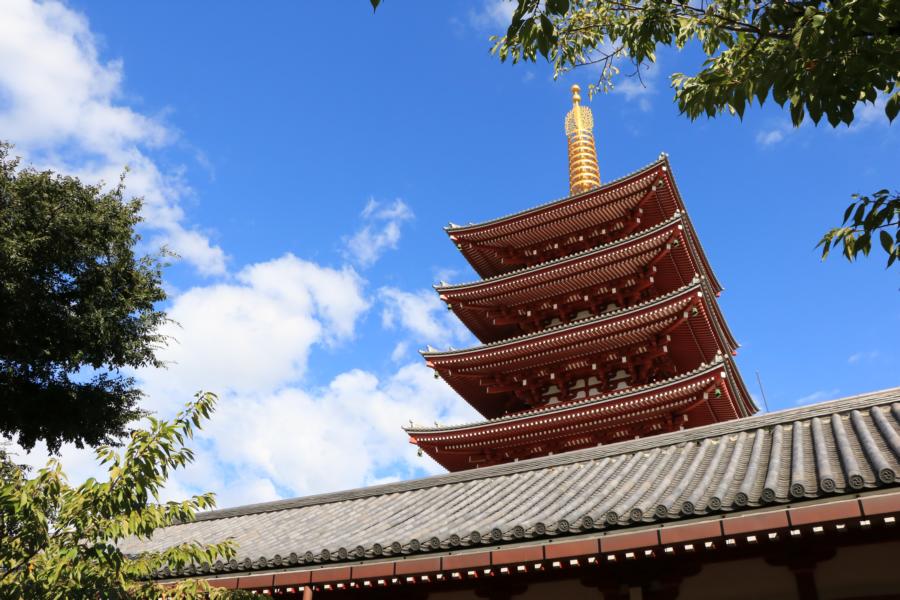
[[880, 230, 894, 254], [772, 80, 787, 106], [853, 203, 866, 225], [789, 102, 805, 125], [886, 92, 900, 122], [842, 203, 856, 224], [858, 232, 872, 256], [537, 34, 550, 58], [538, 11, 552, 37], [546, 0, 569, 16]]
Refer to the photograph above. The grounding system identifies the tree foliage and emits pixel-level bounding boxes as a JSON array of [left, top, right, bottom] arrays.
[[489, 0, 899, 127], [0, 392, 248, 599], [0, 142, 169, 452], [818, 189, 900, 267]]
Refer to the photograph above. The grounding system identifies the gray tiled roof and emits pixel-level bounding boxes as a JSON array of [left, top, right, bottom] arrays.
[[123, 387, 900, 575]]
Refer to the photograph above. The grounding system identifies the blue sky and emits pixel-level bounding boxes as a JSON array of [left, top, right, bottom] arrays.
[[2, 0, 897, 507]]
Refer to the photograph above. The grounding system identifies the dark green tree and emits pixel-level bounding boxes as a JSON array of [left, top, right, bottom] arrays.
[[0, 143, 168, 452]]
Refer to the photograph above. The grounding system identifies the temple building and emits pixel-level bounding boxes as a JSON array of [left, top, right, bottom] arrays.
[[127, 89, 900, 599]]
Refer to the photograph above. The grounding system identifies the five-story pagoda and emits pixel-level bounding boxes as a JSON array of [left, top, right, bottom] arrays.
[[407, 86, 756, 471]]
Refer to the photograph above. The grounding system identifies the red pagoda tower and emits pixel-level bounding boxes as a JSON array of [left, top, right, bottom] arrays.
[[407, 86, 756, 471]]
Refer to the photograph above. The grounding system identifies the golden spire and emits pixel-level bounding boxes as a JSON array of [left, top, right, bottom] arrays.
[[565, 84, 601, 195]]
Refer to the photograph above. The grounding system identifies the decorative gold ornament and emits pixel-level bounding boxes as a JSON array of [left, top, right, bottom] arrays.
[[565, 85, 601, 195]]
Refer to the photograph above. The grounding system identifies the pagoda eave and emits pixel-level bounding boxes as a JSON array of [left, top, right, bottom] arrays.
[[439, 215, 720, 343], [410, 361, 750, 472], [425, 281, 740, 417], [446, 158, 665, 237], [447, 158, 722, 295]]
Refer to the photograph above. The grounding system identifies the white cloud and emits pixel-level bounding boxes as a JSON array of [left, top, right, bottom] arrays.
[[0, 0, 482, 510], [855, 98, 886, 128], [178, 363, 479, 505], [794, 388, 840, 406], [216, 476, 281, 507], [140, 254, 369, 414], [391, 340, 410, 362], [344, 198, 414, 267], [433, 266, 462, 285], [755, 118, 809, 146], [0, 0, 226, 275], [834, 96, 892, 134], [1, 0, 483, 511], [11, 441, 100, 491], [469, 0, 516, 30], [614, 78, 653, 102], [13, 250, 481, 506], [848, 350, 879, 365], [613, 60, 659, 112], [756, 128, 786, 146], [379, 287, 473, 350], [14, 361, 479, 507], [757, 95, 890, 146]]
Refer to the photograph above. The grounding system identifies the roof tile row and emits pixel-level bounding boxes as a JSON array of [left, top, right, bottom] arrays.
[[122, 388, 900, 577]]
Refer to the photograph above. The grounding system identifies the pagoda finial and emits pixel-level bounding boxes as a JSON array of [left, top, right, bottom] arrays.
[[565, 84, 601, 196]]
